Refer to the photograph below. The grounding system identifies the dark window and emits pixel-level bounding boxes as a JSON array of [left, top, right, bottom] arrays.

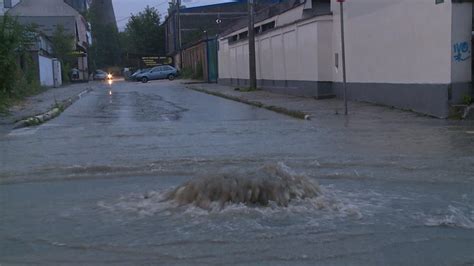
[[261, 21, 275, 33], [255, 26, 262, 34], [4, 0, 12, 8], [238, 31, 248, 40]]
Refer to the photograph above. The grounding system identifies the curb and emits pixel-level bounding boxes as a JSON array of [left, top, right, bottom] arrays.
[[13, 88, 92, 129], [187, 86, 310, 120]]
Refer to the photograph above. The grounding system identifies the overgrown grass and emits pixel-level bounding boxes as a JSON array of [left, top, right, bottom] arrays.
[[463, 95, 473, 105], [179, 63, 204, 80], [0, 78, 44, 114], [0, 15, 45, 114]]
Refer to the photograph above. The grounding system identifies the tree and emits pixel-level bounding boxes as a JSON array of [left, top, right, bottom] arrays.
[[51, 25, 75, 82], [124, 6, 165, 56], [0, 15, 37, 105], [88, 3, 122, 69]]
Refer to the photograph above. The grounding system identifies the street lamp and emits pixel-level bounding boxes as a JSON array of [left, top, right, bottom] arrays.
[[337, 0, 348, 115], [216, 18, 222, 36]]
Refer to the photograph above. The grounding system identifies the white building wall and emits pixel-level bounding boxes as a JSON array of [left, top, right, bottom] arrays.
[[38, 55, 54, 87], [219, 15, 333, 84], [331, 0, 453, 84], [275, 4, 304, 26], [451, 2, 472, 83]]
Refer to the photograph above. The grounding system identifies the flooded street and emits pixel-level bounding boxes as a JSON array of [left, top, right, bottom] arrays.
[[1, 80, 474, 265]]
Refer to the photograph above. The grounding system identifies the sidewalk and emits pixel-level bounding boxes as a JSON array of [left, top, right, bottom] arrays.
[[183, 81, 474, 125], [0, 82, 94, 127]]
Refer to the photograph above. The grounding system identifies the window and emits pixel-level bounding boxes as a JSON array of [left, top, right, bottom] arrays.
[[261, 21, 275, 33], [4, 0, 12, 8], [238, 31, 248, 40]]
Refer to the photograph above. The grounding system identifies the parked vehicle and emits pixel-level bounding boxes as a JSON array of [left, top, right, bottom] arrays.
[[135, 65, 178, 83], [94, 70, 109, 80], [129, 68, 150, 81]]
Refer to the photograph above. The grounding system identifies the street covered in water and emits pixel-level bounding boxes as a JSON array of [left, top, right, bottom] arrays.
[[1, 80, 474, 265]]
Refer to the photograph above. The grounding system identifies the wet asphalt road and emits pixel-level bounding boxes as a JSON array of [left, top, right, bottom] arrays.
[[1, 80, 474, 265]]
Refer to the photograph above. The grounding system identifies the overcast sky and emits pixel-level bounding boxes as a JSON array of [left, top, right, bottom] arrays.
[[112, 0, 234, 30]]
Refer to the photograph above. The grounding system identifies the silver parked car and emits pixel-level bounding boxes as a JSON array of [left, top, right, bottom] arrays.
[[135, 65, 178, 83]]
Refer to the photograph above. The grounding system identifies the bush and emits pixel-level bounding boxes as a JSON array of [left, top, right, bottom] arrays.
[[178, 64, 204, 80], [0, 15, 42, 112], [193, 62, 203, 80], [463, 95, 473, 105]]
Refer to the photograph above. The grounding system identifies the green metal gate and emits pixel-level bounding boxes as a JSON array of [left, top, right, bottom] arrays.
[[206, 38, 218, 83]]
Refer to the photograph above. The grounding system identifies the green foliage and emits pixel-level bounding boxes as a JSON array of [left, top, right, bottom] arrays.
[[0, 15, 41, 112], [463, 95, 473, 105], [88, 24, 122, 69], [51, 25, 75, 82], [51, 25, 74, 63], [124, 6, 165, 55], [194, 62, 203, 80], [89, 3, 122, 69], [180, 63, 204, 80], [179, 67, 194, 79]]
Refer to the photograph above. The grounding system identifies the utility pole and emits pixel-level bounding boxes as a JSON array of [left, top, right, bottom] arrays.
[[338, 0, 348, 115], [248, 0, 257, 89], [176, 0, 182, 69]]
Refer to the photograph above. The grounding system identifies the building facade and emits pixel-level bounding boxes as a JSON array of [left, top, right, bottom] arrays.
[[7, 0, 91, 81], [0, 0, 20, 15], [218, 0, 473, 118]]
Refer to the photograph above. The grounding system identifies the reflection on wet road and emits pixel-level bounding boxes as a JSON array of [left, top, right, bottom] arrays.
[[1, 80, 473, 265]]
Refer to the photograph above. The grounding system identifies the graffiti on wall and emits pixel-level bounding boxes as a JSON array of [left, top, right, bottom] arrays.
[[453, 41, 471, 62]]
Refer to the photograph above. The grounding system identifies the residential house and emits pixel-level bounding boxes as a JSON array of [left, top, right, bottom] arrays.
[[7, 0, 91, 81], [218, 0, 473, 118], [28, 32, 62, 87], [0, 0, 20, 15]]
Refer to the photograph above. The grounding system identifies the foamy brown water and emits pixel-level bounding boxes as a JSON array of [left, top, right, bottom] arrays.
[[163, 163, 320, 209]]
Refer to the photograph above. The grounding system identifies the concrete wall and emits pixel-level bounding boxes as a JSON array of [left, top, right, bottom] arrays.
[[218, 0, 472, 117], [219, 15, 334, 98], [331, 0, 454, 84], [38, 55, 54, 87], [330, 0, 472, 117]]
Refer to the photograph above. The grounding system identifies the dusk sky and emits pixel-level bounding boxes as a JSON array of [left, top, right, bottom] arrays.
[[112, 0, 234, 30]]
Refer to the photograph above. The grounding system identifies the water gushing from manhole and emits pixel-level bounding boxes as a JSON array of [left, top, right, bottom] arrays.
[[163, 163, 320, 209]]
